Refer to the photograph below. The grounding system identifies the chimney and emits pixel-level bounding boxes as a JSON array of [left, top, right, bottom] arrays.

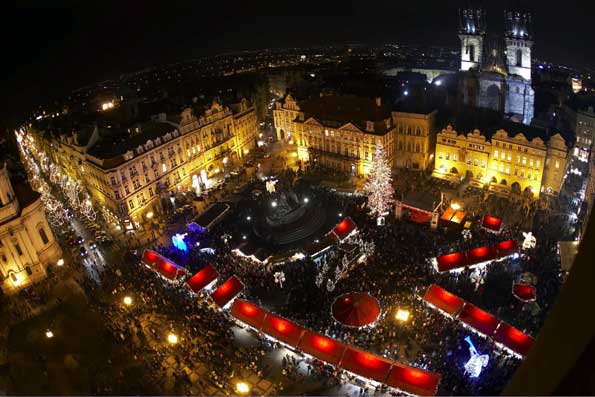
[[375, 97, 382, 107]]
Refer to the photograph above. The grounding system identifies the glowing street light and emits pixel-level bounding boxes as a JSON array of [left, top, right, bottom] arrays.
[[45, 330, 54, 339], [450, 202, 462, 211], [146, 211, 154, 219], [56, 258, 64, 267], [123, 296, 133, 306], [395, 309, 410, 322], [303, 197, 309, 203], [167, 333, 178, 345], [246, 216, 251, 221], [235, 382, 250, 394], [271, 200, 278, 207]]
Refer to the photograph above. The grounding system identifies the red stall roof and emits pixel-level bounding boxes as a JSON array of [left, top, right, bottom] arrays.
[[496, 240, 519, 258], [332, 217, 357, 241], [142, 249, 160, 267], [186, 264, 218, 293], [458, 303, 500, 336], [386, 363, 441, 396], [340, 347, 392, 384], [423, 284, 465, 317], [141, 249, 186, 280], [482, 215, 503, 232], [261, 312, 305, 349], [466, 245, 498, 265], [298, 331, 347, 366], [512, 283, 536, 302], [493, 322, 534, 357], [436, 251, 469, 272], [230, 299, 267, 330], [210, 276, 244, 308]]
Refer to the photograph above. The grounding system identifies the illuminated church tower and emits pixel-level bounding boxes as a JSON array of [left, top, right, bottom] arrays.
[[459, 1, 486, 71], [504, 5, 533, 81]]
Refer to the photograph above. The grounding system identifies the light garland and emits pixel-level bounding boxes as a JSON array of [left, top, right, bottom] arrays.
[[363, 143, 394, 221]]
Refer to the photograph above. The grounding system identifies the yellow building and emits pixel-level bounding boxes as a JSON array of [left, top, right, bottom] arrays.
[[29, 99, 258, 227], [274, 95, 395, 176], [0, 163, 62, 294], [392, 110, 437, 171], [433, 125, 568, 198]]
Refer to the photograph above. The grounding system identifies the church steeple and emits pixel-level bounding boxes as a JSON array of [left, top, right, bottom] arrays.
[[503, 1, 533, 81], [459, 1, 487, 71]]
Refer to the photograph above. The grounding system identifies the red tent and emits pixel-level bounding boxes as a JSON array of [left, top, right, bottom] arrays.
[[423, 284, 465, 318], [141, 249, 160, 267], [482, 215, 503, 233], [332, 217, 357, 241], [493, 322, 534, 357], [458, 303, 500, 336], [340, 347, 392, 383], [141, 249, 186, 280], [435, 251, 469, 272], [496, 240, 519, 258], [230, 299, 267, 330], [466, 245, 498, 265], [512, 283, 536, 302], [260, 312, 305, 348], [186, 264, 218, 293], [210, 276, 244, 308], [386, 363, 441, 396], [298, 331, 347, 366], [331, 293, 380, 327]]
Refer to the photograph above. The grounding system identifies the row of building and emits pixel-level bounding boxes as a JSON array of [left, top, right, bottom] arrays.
[[273, 93, 571, 198], [26, 98, 259, 229]]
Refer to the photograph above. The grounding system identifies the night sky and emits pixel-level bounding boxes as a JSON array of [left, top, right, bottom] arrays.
[[2, 0, 594, 127]]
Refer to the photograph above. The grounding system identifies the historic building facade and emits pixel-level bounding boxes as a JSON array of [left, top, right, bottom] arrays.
[[392, 110, 437, 171], [29, 99, 258, 228], [274, 95, 395, 176], [433, 125, 568, 198], [456, 3, 535, 125], [0, 164, 62, 294]]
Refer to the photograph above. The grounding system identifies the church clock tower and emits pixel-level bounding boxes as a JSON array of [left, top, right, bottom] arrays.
[[504, 6, 533, 81], [459, 1, 486, 71]]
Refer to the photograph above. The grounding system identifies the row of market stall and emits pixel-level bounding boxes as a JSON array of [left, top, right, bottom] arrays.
[[431, 240, 519, 273], [140, 248, 441, 395], [423, 284, 534, 358], [230, 299, 440, 396]]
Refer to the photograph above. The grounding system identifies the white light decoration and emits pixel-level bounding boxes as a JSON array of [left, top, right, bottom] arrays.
[[463, 336, 489, 378], [522, 232, 537, 250], [274, 271, 286, 288], [265, 179, 277, 194], [363, 143, 394, 223]]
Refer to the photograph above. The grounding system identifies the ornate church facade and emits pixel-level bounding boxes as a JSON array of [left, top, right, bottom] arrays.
[[457, 2, 535, 125]]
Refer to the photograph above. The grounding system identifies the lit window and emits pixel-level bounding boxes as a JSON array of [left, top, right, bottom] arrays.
[[162, 163, 167, 172], [481, 160, 486, 168], [555, 161, 560, 169], [501, 152, 505, 160], [522, 157, 527, 165], [494, 150, 499, 158]]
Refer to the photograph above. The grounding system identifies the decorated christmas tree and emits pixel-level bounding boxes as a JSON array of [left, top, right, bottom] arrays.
[[364, 142, 394, 222]]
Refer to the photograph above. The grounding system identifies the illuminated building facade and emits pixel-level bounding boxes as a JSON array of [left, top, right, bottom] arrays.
[[274, 95, 395, 176], [392, 110, 437, 171], [29, 99, 257, 227], [433, 125, 568, 198], [0, 164, 62, 294], [575, 107, 595, 162]]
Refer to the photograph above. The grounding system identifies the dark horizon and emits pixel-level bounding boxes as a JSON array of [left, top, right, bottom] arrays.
[[2, 0, 594, 128]]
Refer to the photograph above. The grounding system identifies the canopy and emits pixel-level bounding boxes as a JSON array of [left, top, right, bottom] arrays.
[[331, 293, 380, 327], [423, 284, 464, 317], [482, 215, 503, 233], [440, 207, 467, 225], [298, 331, 347, 366], [512, 283, 536, 302], [141, 249, 186, 280], [332, 217, 357, 241], [340, 347, 392, 383], [386, 363, 441, 396], [493, 322, 534, 357], [186, 264, 218, 293], [466, 245, 498, 264], [435, 251, 469, 272], [230, 299, 267, 330], [260, 312, 305, 349], [495, 240, 518, 257], [458, 303, 500, 336], [210, 276, 244, 308]]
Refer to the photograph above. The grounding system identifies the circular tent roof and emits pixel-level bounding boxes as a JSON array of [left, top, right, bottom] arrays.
[[331, 293, 380, 327]]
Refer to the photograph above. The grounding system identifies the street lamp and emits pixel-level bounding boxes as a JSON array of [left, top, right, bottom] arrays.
[[56, 258, 64, 267], [146, 211, 154, 219], [450, 202, 462, 211], [303, 197, 309, 203], [123, 296, 133, 306], [395, 309, 410, 322], [45, 329, 54, 339], [235, 382, 250, 394], [167, 333, 178, 345]]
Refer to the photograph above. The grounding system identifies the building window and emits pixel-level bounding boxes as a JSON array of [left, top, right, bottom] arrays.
[[149, 187, 154, 197], [445, 153, 450, 160], [115, 191, 120, 200], [39, 228, 49, 245], [522, 157, 527, 165], [494, 150, 499, 158], [481, 160, 486, 168], [555, 161, 560, 169], [15, 243, 23, 256], [129, 200, 135, 210], [473, 159, 478, 166]]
